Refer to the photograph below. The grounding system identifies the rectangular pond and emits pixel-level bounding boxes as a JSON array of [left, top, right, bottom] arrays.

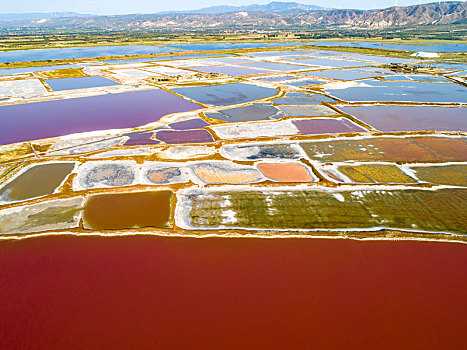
[[339, 105, 467, 132], [1, 236, 465, 349], [0, 89, 202, 145], [0, 46, 176, 63], [173, 83, 277, 106], [325, 80, 467, 103], [46, 76, 121, 91], [192, 65, 270, 76]]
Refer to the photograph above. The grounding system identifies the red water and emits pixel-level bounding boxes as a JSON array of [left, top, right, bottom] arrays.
[[0, 236, 466, 350]]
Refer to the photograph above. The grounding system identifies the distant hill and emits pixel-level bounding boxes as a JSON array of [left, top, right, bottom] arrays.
[[159, 1, 330, 14], [1, 2, 466, 30], [0, 12, 88, 22]]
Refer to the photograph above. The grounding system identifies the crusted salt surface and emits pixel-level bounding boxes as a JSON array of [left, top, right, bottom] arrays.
[[212, 120, 298, 140], [88, 147, 160, 158], [189, 161, 264, 185], [0, 79, 47, 97], [0, 197, 84, 234], [143, 66, 196, 76], [73, 160, 139, 190], [220, 142, 305, 161], [140, 162, 190, 185], [50, 137, 126, 156], [157, 146, 216, 159]]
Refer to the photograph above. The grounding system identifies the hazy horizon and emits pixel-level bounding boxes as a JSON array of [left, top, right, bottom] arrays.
[[1, 0, 460, 16]]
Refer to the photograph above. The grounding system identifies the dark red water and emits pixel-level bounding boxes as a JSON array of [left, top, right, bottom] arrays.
[[0, 89, 201, 145], [0, 236, 466, 350]]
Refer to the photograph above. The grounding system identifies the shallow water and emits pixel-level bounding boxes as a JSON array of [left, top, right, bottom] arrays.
[[206, 103, 283, 122], [46, 76, 120, 91], [83, 191, 172, 230], [166, 42, 301, 51], [292, 118, 366, 134], [326, 80, 467, 103], [339, 105, 467, 132], [0, 163, 74, 202], [302, 69, 379, 80], [173, 83, 277, 106], [0, 46, 175, 63], [155, 129, 214, 144], [312, 41, 467, 53], [193, 65, 269, 76], [0, 89, 201, 145], [239, 61, 310, 71]]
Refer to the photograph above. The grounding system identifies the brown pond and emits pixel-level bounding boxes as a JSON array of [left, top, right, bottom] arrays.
[[0, 162, 75, 202], [83, 191, 172, 230], [0, 236, 465, 349]]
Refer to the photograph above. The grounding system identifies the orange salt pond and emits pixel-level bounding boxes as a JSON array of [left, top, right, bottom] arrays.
[[190, 162, 262, 184], [83, 191, 172, 230], [257, 162, 316, 182]]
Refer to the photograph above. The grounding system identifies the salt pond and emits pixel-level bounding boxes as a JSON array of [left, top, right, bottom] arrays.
[[0, 45, 176, 63], [339, 105, 467, 132], [0, 89, 201, 145], [173, 83, 277, 106], [46, 76, 120, 91]]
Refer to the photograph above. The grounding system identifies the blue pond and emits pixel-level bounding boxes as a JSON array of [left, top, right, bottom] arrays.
[[0, 46, 176, 63], [173, 83, 277, 106], [46, 76, 121, 91], [326, 80, 467, 103], [167, 43, 302, 51], [311, 41, 467, 53], [103, 54, 228, 65]]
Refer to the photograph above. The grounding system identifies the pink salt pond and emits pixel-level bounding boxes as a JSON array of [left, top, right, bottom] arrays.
[[292, 118, 367, 135], [155, 129, 214, 144], [257, 162, 316, 182], [168, 118, 210, 130], [123, 131, 159, 146]]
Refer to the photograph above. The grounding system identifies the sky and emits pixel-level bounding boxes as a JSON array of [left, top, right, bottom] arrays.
[[0, 0, 459, 15]]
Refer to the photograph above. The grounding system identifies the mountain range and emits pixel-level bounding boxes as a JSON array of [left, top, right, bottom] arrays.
[[0, 2, 466, 30]]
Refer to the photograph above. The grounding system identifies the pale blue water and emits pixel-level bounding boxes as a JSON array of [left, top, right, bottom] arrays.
[[46, 76, 120, 91], [167, 43, 302, 51], [0, 45, 176, 63], [103, 54, 227, 65], [326, 79, 467, 103], [311, 41, 467, 53], [173, 83, 277, 106]]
